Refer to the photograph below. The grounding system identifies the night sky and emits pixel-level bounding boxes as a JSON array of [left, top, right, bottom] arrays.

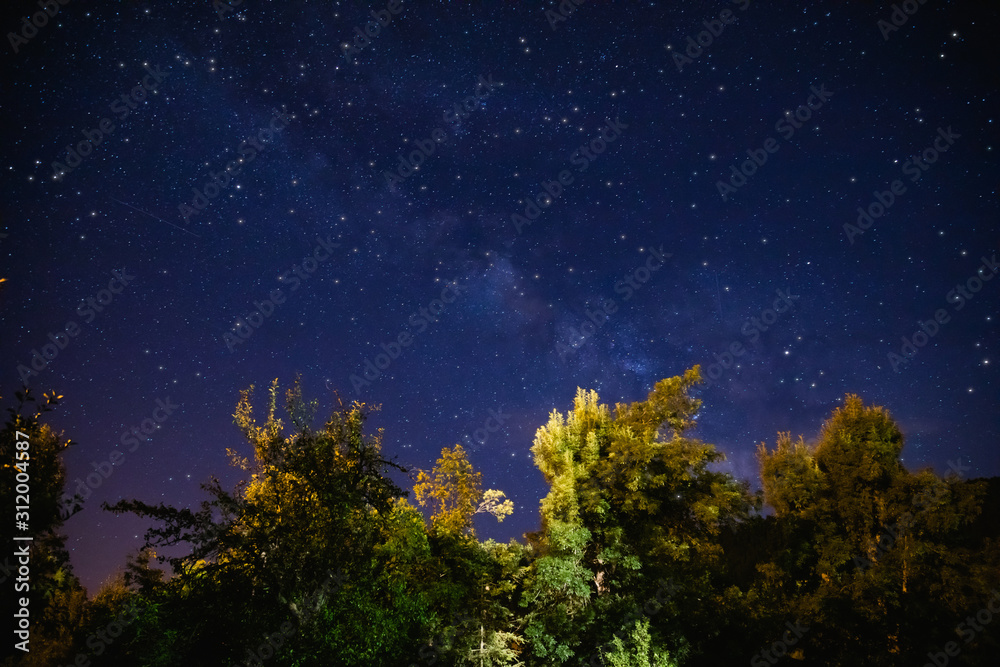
[[2, 0, 998, 594]]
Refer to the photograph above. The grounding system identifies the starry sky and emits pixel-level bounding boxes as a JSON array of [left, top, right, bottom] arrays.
[[1, 0, 998, 593]]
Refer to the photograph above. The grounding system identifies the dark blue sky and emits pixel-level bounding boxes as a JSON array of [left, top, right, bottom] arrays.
[[2, 0, 997, 593]]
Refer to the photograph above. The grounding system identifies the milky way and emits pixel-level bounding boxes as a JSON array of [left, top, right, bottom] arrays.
[[1, 0, 997, 592]]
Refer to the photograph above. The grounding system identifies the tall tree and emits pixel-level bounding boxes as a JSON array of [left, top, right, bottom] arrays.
[[414, 444, 513, 538], [755, 394, 994, 664], [409, 445, 520, 665], [522, 367, 753, 664], [0, 388, 87, 666], [103, 378, 410, 664]]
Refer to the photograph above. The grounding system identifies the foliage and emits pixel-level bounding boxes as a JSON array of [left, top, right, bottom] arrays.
[[601, 619, 677, 667], [521, 366, 755, 664], [0, 388, 87, 667], [751, 393, 998, 665], [415, 444, 513, 538], [9, 372, 999, 666]]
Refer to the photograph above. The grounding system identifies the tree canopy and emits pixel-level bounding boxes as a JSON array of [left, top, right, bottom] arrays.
[[7, 368, 999, 666]]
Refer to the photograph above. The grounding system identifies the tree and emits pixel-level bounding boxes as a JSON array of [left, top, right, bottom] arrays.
[[409, 445, 520, 666], [20, 372, 997, 665], [755, 432, 822, 519], [414, 444, 513, 538], [103, 378, 410, 664], [601, 619, 677, 667], [522, 386, 605, 662], [0, 388, 87, 666], [754, 394, 996, 664], [522, 367, 753, 664], [464, 629, 525, 666]]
